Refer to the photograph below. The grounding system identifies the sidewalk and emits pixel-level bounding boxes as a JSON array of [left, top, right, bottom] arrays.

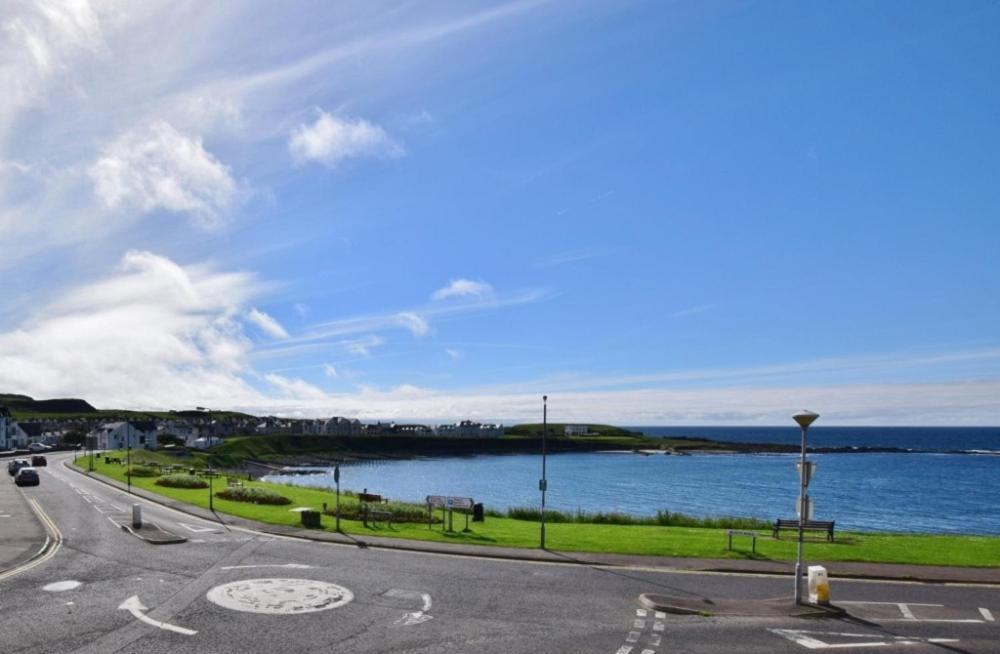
[[66, 461, 1000, 586], [0, 476, 48, 576]]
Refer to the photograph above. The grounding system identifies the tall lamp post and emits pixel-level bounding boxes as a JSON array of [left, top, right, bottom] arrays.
[[539, 395, 548, 549], [792, 410, 819, 604], [126, 427, 132, 495]]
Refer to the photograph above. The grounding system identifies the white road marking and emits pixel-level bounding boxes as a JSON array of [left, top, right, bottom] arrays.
[[654, 611, 665, 619], [0, 514, 12, 518], [206, 578, 353, 615], [118, 596, 197, 636], [980, 608, 995, 622], [769, 629, 959, 650], [635, 609, 647, 618], [640, 650, 655, 654], [649, 634, 661, 647], [626, 631, 640, 643], [898, 603, 915, 619], [839, 601, 941, 606], [43, 581, 82, 592], [179, 522, 221, 533], [220, 564, 313, 570], [387, 588, 434, 626], [652, 620, 664, 632], [615, 647, 633, 654], [633, 618, 646, 629]]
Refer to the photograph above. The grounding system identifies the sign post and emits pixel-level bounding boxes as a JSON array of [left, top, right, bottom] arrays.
[[334, 464, 341, 532], [792, 410, 819, 604]]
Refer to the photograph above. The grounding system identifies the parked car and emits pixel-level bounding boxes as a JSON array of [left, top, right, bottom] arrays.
[[28, 443, 51, 453], [14, 467, 40, 486], [31, 455, 47, 467], [7, 459, 30, 476]]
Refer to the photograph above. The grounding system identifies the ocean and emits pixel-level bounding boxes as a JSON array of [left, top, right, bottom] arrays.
[[264, 427, 1000, 535]]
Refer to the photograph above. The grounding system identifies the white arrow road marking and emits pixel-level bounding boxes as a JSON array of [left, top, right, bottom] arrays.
[[386, 589, 433, 626], [220, 564, 313, 570], [118, 596, 197, 636], [769, 629, 958, 650], [980, 608, 995, 622], [179, 522, 222, 533]]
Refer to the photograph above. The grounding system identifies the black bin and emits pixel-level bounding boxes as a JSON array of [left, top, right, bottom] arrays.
[[472, 502, 485, 522]]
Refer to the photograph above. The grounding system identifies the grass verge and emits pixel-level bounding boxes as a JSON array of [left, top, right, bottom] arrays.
[[74, 451, 999, 568]]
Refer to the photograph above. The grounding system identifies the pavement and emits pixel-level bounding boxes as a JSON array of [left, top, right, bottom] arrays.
[[11, 458, 986, 587]]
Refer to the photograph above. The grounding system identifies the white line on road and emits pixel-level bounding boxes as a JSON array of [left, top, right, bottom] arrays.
[[635, 609, 647, 617], [652, 621, 664, 632], [980, 608, 995, 622], [769, 629, 960, 650], [614, 647, 633, 654], [633, 619, 645, 629], [649, 634, 661, 647], [625, 631, 640, 643], [898, 603, 915, 619], [118, 596, 197, 636], [220, 564, 313, 570], [640, 650, 655, 654]]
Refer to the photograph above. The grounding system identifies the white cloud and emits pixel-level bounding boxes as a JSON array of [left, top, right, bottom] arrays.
[[671, 304, 714, 318], [246, 308, 289, 340], [432, 278, 493, 301], [289, 110, 402, 168], [263, 373, 327, 400], [445, 348, 462, 360], [344, 335, 383, 358], [396, 311, 430, 337], [0, 250, 264, 408], [89, 121, 239, 227], [323, 363, 339, 379]]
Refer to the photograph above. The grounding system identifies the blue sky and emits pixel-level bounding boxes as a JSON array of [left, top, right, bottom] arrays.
[[1, 1, 998, 424]]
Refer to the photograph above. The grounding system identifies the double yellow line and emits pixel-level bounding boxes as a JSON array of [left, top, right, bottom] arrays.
[[0, 497, 63, 583]]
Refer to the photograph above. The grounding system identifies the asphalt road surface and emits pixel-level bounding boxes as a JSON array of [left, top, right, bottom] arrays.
[[1, 455, 997, 653]]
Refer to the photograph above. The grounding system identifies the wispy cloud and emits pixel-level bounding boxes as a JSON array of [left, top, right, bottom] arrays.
[[445, 348, 463, 360], [323, 363, 339, 379], [89, 121, 240, 228], [671, 304, 714, 318], [432, 278, 494, 301], [344, 335, 383, 358], [246, 308, 289, 339], [534, 249, 603, 268], [395, 311, 430, 337], [289, 110, 403, 168]]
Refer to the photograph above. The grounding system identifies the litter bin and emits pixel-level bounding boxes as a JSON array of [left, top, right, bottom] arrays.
[[301, 510, 322, 529], [807, 565, 830, 605], [472, 503, 485, 522]]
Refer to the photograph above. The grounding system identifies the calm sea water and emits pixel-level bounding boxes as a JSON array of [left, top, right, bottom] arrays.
[[265, 450, 1000, 536], [631, 426, 1000, 452]]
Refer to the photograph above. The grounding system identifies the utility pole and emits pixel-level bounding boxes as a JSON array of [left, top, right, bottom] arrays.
[[540, 395, 548, 549]]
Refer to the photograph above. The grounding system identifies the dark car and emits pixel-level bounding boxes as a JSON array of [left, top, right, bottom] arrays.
[[14, 467, 40, 486], [31, 455, 47, 467], [7, 459, 30, 476]]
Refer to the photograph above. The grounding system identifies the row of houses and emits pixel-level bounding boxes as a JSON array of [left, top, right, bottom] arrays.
[[2, 406, 509, 452]]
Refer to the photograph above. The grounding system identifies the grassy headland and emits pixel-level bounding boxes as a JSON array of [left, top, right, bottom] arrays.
[[75, 451, 1000, 568]]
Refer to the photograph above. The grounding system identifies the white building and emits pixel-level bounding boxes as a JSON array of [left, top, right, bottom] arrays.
[[0, 407, 19, 450], [92, 421, 158, 451], [564, 424, 589, 436]]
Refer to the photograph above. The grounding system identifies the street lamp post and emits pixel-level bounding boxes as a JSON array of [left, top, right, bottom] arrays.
[[793, 410, 819, 604], [126, 428, 132, 495], [540, 395, 548, 550]]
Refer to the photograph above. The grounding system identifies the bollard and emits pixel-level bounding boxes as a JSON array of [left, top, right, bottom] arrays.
[[807, 565, 830, 605], [132, 504, 142, 529]]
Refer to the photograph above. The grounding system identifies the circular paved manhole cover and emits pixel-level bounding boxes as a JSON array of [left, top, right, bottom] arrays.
[[206, 578, 354, 615]]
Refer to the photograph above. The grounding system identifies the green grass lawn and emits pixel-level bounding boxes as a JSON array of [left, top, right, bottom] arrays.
[[75, 452, 999, 568]]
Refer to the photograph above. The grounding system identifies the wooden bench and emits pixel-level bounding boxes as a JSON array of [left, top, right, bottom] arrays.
[[772, 519, 835, 541]]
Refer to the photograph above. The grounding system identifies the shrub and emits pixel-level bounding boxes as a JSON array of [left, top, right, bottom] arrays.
[[216, 486, 291, 505], [155, 474, 208, 489], [127, 465, 159, 478]]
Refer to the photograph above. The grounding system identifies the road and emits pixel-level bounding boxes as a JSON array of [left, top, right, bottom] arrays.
[[0, 454, 996, 653]]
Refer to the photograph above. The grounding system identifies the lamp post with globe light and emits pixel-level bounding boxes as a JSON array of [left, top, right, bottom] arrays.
[[793, 410, 819, 604]]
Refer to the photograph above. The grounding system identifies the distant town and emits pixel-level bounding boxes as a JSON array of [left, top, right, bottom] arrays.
[[0, 404, 511, 453]]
